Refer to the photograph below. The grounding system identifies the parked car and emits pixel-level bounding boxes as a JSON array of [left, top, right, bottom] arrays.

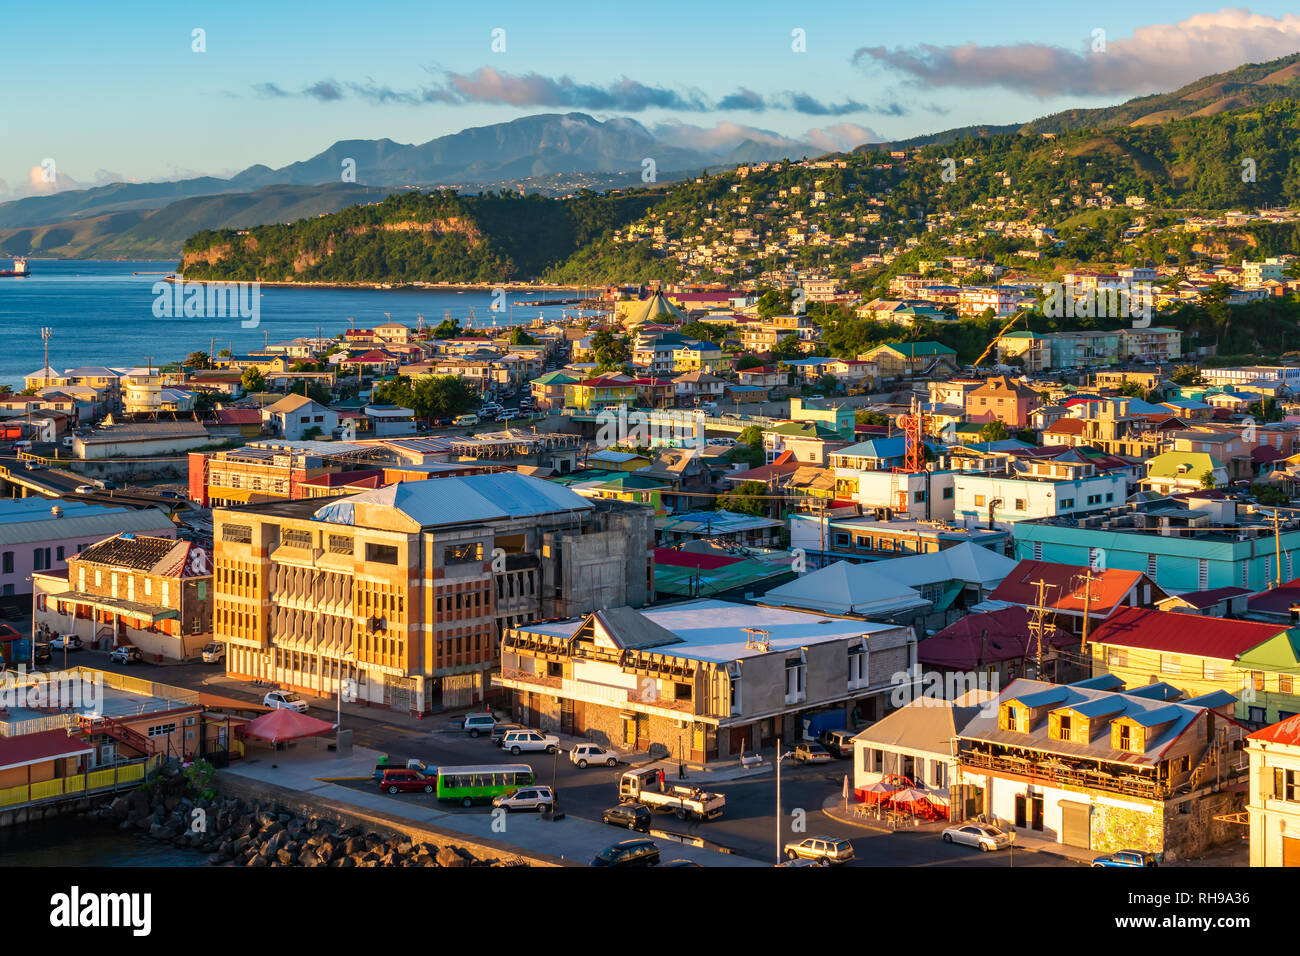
[[783, 837, 855, 865], [99, 480, 116, 490], [372, 758, 434, 782], [492, 785, 555, 813], [33, 642, 51, 665], [488, 721, 526, 743], [818, 728, 857, 759], [942, 823, 1014, 852], [24, 460, 42, 470], [1092, 849, 1158, 868], [75, 485, 96, 494], [792, 742, 832, 764], [570, 743, 619, 768], [591, 838, 659, 867], [201, 642, 226, 664], [452, 414, 479, 427], [108, 646, 143, 664], [601, 803, 652, 832], [379, 768, 435, 794], [49, 635, 83, 652], [263, 690, 309, 712], [499, 729, 559, 755], [776, 857, 828, 867], [661, 859, 703, 867], [461, 713, 496, 738]]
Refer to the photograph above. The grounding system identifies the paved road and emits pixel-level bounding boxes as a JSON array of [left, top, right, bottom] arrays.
[[81, 653, 1076, 868]]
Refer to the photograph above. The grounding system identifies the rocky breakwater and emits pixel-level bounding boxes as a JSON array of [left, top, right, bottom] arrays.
[[98, 758, 523, 868]]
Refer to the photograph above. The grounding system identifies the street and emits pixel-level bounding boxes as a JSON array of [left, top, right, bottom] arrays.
[[75, 651, 1078, 868]]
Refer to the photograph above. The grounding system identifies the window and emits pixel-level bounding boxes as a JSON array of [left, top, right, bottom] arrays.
[[223, 524, 252, 544], [1161, 654, 1181, 675], [1033, 542, 1043, 560], [443, 542, 482, 565], [932, 762, 946, 789], [784, 654, 806, 703], [1250, 671, 1265, 692], [1086, 494, 1101, 506], [726, 661, 742, 716], [974, 495, 985, 507], [1147, 554, 1158, 577], [833, 532, 850, 548], [1057, 714, 1073, 741], [1198, 559, 1209, 590], [328, 535, 353, 555], [914, 490, 925, 503], [147, 723, 177, 737], [1107, 647, 1128, 669], [1060, 498, 1075, 508], [282, 529, 313, 549], [1203, 660, 1223, 681], [1280, 675, 1294, 695], [1118, 723, 1132, 751], [942, 487, 953, 500], [848, 643, 867, 689], [1, 552, 11, 574], [367, 543, 399, 565], [1014, 498, 1026, 511]]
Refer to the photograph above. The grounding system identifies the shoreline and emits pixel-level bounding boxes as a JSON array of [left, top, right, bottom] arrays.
[[168, 276, 597, 294]]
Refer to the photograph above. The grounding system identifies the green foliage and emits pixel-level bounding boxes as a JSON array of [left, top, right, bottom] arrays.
[[591, 328, 631, 372], [855, 409, 890, 427], [772, 335, 802, 360], [1200, 470, 1219, 490], [240, 367, 265, 392], [182, 759, 217, 801], [726, 443, 765, 469], [735, 354, 764, 371], [717, 480, 768, 517], [185, 351, 213, 370], [290, 379, 332, 404], [372, 374, 477, 422], [1251, 483, 1291, 506], [433, 318, 461, 339], [508, 327, 536, 345], [979, 420, 1011, 442], [680, 321, 731, 344]]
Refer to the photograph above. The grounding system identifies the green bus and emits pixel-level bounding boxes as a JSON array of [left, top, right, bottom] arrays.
[[436, 764, 534, 806]]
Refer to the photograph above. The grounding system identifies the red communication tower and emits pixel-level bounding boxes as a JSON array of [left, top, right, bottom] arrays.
[[897, 395, 926, 473]]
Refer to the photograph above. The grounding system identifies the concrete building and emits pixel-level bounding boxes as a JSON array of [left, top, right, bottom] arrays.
[[190, 440, 386, 507], [965, 376, 1042, 429], [33, 534, 212, 660], [957, 677, 1246, 859], [1246, 715, 1300, 866], [496, 600, 915, 761], [212, 473, 653, 714], [74, 421, 211, 460], [262, 394, 339, 442]]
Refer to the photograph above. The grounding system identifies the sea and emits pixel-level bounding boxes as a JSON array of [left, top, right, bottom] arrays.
[[0, 815, 205, 867], [0, 259, 589, 388]]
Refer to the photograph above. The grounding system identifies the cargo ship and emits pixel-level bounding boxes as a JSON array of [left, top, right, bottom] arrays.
[[0, 258, 30, 277]]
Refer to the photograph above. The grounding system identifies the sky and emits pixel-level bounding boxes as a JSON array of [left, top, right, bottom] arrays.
[[4, 1, 1300, 198]]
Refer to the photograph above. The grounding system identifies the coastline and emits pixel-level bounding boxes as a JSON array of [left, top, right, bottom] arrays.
[[167, 276, 596, 293]]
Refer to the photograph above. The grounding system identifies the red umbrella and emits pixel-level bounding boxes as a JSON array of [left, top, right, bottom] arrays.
[[237, 708, 337, 744]]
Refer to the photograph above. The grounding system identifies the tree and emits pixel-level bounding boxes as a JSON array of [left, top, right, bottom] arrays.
[[854, 409, 889, 427], [735, 354, 764, 371], [772, 335, 802, 360], [185, 351, 213, 370], [509, 327, 536, 345], [717, 480, 768, 517], [192, 391, 218, 416], [290, 379, 332, 404], [1117, 381, 1145, 398], [1200, 470, 1219, 490], [591, 328, 631, 372], [240, 367, 265, 393], [1170, 364, 1205, 387], [979, 419, 1010, 442], [433, 318, 461, 339]]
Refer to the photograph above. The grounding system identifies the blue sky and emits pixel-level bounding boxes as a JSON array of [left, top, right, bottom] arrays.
[[4, 1, 1300, 196]]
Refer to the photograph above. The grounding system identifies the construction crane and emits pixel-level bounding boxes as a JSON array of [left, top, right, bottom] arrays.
[[971, 310, 1029, 370]]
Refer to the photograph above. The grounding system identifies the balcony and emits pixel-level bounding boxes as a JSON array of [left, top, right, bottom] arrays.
[[0, 755, 163, 812], [961, 748, 1167, 800]]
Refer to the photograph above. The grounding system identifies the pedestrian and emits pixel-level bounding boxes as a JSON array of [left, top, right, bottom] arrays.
[[658, 768, 666, 791]]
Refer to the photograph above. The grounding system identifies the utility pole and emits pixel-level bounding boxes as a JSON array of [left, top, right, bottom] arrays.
[[1272, 510, 1283, 589], [1076, 567, 1096, 658], [41, 327, 52, 388], [1026, 578, 1058, 681]]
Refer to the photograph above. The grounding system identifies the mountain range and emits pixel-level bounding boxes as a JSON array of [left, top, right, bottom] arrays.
[[7, 50, 1300, 259]]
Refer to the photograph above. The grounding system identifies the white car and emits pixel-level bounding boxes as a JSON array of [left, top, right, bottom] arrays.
[[49, 634, 83, 652], [201, 642, 226, 664], [75, 485, 96, 494], [263, 690, 309, 713], [499, 729, 559, 755], [942, 823, 1014, 852], [492, 785, 556, 813], [570, 744, 618, 768]]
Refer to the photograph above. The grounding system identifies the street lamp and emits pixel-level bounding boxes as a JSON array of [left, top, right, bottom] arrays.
[[775, 736, 796, 865]]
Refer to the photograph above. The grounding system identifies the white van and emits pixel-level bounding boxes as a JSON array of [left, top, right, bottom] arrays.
[[453, 414, 480, 427]]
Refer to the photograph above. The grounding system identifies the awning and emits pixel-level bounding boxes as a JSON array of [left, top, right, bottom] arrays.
[[51, 590, 179, 623]]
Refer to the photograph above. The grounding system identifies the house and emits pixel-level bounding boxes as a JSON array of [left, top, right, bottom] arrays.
[[33, 534, 213, 660], [363, 404, 416, 437], [496, 599, 916, 759], [530, 370, 578, 411], [565, 376, 641, 413], [921, 606, 1077, 687], [1245, 715, 1300, 866], [74, 421, 212, 460], [853, 692, 996, 816], [1155, 586, 1252, 618], [1145, 451, 1229, 493], [965, 376, 1042, 429], [1087, 607, 1284, 725], [672, 371, 725, 405], [988, 560, 1164, 636], [861, 342, 958, 379], [262, 394, 339, 442], [957, 677, 1246, 858]]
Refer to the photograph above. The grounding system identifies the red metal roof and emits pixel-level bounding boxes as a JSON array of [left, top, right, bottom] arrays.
[[990, 560, 1141, 615], [653, 548, 742, 570], [921, 607, 1072, 670], [0, 729, 94, 771], [1087, 607, 1280, 659]]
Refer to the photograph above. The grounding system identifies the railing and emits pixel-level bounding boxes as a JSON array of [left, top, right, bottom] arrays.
[[0, 714, 75, 737], [0, 755, 158, 810], [498, 667, 562, 689], [961, 749, 1167, 800]]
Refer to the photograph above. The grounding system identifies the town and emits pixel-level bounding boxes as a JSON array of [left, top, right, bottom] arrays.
[[3, 253, 1300, 871]]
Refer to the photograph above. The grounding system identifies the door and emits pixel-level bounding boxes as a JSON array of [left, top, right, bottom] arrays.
[[1030, 795, 1044, 831], [560, 697, 575, 737], [1284, 837, 1300, 867], [1014, 794, 1027, 828], [1060, 800, 1091, 848]]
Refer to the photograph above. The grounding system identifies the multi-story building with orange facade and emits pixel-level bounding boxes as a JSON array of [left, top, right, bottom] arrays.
[[211, 473, 653, 714]]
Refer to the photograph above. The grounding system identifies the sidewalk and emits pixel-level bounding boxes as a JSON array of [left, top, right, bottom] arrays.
[[219, 745, 766, 867]]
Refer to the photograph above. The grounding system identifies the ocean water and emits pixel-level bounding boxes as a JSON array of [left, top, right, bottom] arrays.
[[0, 260, 588, 387], [0, 815, 205, 867]]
